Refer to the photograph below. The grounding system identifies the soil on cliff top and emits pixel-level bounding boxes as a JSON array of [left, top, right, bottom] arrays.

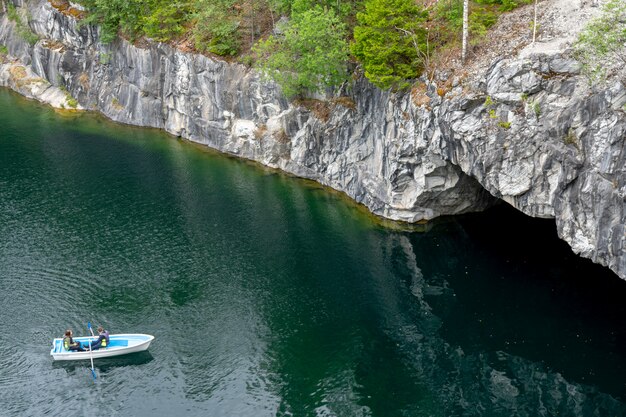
[[452, 0, 602, 78]]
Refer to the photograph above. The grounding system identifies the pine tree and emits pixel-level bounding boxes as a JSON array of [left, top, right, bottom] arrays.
[[352, 0, 428, 90]]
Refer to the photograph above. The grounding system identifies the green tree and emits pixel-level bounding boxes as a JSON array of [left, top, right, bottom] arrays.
[[267, 0, 293, 15], [269, 0, 356, 19], [352, 0, 428, 90], [78, 0, 192, 43], [193, 0, 241, 56], [290, 0, 356, 19], [79, 0, 143, 43], [142, 1, 191, 42], [254, 6, 349, 97]]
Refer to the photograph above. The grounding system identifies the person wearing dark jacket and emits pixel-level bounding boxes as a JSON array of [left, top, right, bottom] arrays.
[[87, 326, 110, 350], [63, 329, 86, 352]]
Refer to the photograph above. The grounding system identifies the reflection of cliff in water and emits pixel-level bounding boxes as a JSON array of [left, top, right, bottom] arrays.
[[377, 206, 626, 416]]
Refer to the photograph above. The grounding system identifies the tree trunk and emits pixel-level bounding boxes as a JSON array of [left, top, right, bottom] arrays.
[[532, 0, 538, 43], [462, 0, 469, 63]]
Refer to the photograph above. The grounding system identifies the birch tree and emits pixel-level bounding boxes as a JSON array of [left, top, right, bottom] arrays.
[[532, 0, 538, 43], [461, 0, 468, 63]]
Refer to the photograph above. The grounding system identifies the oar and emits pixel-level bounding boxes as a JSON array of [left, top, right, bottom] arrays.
[[87, 322, 97, 381]]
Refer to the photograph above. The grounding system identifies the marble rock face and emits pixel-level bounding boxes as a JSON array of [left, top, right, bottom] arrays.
[[0, 0, 624, 279]]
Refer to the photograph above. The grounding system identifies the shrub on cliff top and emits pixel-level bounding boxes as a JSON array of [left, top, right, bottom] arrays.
[[254, 6, 349, 97], [193, 0, 241, 56], [78, 0, 191, 43], [575, 0, 626, 84]]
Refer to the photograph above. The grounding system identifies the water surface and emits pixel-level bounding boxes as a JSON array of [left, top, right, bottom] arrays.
[[1, 89, 625, 416]]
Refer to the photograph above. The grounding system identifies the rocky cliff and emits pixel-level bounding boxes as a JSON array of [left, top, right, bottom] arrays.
[[1, 0, 624, 279]]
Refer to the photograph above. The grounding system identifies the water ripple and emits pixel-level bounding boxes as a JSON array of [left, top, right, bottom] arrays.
[[1, 89, 626, 416]]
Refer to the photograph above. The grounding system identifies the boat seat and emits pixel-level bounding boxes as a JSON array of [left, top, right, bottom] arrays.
[[106, 340, 128, 348], [87, 339, 129, 349], [52, 338, 129, 353], [54, 339, 64, 353]]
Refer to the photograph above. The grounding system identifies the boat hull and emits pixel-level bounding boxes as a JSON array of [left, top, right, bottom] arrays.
[[50, 334, 154, 361]]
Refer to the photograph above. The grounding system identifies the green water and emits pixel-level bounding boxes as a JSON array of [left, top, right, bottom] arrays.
[[1, 88, 625, 416]]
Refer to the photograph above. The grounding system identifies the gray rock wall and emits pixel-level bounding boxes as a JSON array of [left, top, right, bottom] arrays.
[[1, 0, 624, 279]]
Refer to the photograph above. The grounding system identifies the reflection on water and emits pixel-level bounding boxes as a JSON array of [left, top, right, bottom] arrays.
[[1, 88, 625, 416], [52, 351, 155, 373]]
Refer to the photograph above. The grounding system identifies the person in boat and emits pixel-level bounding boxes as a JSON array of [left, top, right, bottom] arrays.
[[63, 329, 86, 352], [87, 326, 110, 350]]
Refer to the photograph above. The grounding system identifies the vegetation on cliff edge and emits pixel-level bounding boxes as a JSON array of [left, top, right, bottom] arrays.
[[69, 0, 534, 96], [575, 0, 626, 84]]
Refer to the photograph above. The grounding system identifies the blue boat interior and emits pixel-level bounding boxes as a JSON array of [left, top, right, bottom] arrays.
[[52, 338, 129, 353]]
